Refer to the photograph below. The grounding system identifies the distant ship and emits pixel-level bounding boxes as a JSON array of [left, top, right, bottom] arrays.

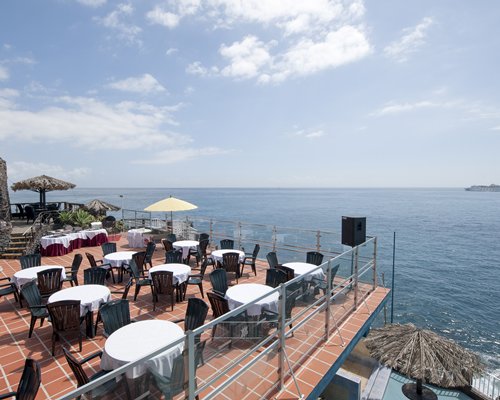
[[465, 184, 500, 192]]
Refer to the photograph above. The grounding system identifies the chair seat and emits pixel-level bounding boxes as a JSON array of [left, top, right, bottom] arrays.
[[188, 277, 202, 284], [137, 278, 151, 285], [31, 308, 49, 318], [0, 286, 16, 296]]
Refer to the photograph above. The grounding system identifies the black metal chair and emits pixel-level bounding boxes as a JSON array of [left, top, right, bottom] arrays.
[[306, 251, 324, 266], [36, 268, 62, 298], [165, 249, 183, 264], [209, 269, 228, 297], [240, 244, 260, 277], [63, 254, 83, 287], [184, 259, 209, 299], [85, 252, 115, 284], [151, 271, 175, 311], [24, 205, 36, 224], [222, 252, 240, 284], [83, 268, 107, 286], [0, 359, 41, 400], [20, 254, 41, 270], [266, 252, 279, 269], [128, 259, 152, 301], [265, 269, 288, 288], [0, 277, 19, 305], [220, 239, 234, 250], [95, 299, 131, 337], [20, 281, 48, 338], [47, 300, 84, 356], [144, 241, 156, 270], [63, 347, 128, 400]]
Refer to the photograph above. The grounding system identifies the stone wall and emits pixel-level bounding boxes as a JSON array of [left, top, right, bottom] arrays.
[[0, 158, 12, 251]]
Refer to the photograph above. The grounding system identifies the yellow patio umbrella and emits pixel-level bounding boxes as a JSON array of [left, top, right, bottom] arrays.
[[144, 196, 197, 232]]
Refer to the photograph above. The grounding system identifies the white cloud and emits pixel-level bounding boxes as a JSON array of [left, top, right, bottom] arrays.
[[95, 3, 142, 45], [8, 161, 90, 182], [370, 100, 454, 116], [384, 17, 434, 62], [76, 0, 106, 7], [133, 146, 230, 164], [292, 127, 326, 139], [186, 61, 209, 76], [107, 74, 166, 93], [166, 48, 178, 56], [146, 7, 180, 29], [0, 65, 9, 81]]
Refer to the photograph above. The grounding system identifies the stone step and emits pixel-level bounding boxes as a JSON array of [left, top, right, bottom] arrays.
[[5, 243, 26, 249], [0, 253, 22, 259]]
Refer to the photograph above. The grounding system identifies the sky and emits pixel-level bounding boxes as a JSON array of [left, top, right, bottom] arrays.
[[1, 0, 499, 188]]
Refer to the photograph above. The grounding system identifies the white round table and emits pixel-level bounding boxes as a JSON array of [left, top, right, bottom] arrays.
[[100, 320, 184, 378], [103, 251, 137, 268], [48, 284, 111, 338], [226, 283, 279, 317], [127, 229, 152, 248], [12, 265, 66, 289], [211, 249, 245, 264], [148, 263, 191, 285], [173, 240, 199, 261], [283, 262, 325, 282]]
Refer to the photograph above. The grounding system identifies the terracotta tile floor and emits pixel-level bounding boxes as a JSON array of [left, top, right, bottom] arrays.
[[0, 236, 389, 399]]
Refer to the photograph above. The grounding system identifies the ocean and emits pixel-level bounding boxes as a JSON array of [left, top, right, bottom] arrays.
[[8, 187, 500, 373]]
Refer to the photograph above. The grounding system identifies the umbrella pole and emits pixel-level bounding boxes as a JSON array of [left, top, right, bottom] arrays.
[[416, 379, 422, 395]]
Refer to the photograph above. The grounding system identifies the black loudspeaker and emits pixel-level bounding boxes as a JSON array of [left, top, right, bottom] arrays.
[[341, 216, 366, 247]]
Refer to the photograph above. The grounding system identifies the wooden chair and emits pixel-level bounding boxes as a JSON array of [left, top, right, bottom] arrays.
[[0, 359, 41, 400], [63, 254, 83, 287], [36, 268, 62, 298], [240, 244, 260, 277], [47, 300, 84, 356], [151, 271, 175, 311], [20, 281, 48, 338]]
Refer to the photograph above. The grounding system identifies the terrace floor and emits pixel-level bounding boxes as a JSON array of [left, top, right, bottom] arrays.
[[0, 235, 390, 399]]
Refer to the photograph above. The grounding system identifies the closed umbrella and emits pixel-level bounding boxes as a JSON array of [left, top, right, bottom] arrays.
[[144, 196, 197, 232], [364, 323, 484, 400], [85, 199, 120, 216], [11, 174, 76, 208]]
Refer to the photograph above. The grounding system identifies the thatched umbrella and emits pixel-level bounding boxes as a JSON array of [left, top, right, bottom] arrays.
[[85, 199, 120, 216], [364, 323, 484, 400], [11, 174, 76, 207]]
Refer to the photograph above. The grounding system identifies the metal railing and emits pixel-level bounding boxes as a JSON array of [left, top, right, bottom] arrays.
[[58, 238, 378, 400], [473, 372, 500, 399]]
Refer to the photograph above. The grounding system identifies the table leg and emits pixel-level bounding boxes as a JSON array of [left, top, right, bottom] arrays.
[[85, 310, 95, 338]]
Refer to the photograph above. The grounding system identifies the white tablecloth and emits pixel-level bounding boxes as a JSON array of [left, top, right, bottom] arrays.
[[173, 240, 199, 260], [48, 284, 111, 317], [127, 229, 152, 248], [101, 320, 184, 378], [12, 265, 66, 289], [211, 249, 245, 264], [40, 234, 72, 249], [80, 228, 108, 241], [103, 251, 136, 268], [283, 262, 326, 282], [226, 283, 279, 317], [91, 222, 102, 229], [148, 263, 191, 285]]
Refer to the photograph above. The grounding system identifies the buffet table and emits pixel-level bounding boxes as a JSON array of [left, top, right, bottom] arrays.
[[40, 229, 108, 256]]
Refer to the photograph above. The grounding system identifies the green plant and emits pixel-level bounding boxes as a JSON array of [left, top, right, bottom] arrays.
[[71, 209, 95, 228], [57, 211, 74, 226]]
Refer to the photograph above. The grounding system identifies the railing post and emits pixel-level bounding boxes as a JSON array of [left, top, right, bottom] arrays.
[[316, 230, 321, 252], [372, 237, 377, 289], [238, 221, 242, 249], [278, 284, 286, 391], [354, 247, 359, 310], [325, 260, 331, 341], [187, 331, 196, 400], [209, 219, 213, 248], [272, 226, 277, 252]]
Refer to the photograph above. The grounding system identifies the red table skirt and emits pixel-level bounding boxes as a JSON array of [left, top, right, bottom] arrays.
[[41, 234, 109, 256]]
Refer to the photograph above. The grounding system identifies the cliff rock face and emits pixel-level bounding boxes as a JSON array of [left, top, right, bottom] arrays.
[[0, 158, 12, 251]]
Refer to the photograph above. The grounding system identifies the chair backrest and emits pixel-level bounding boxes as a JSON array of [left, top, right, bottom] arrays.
[[220, 239, 234, 250], [101, 242, 117, 256], [47, 300, 81, 332], [198, 258, 209, 278], [127, 259, 141, 280], [207, 291, 230, 319], [277, 265, 295, 282], [166, 233, 177, 243], [251, 243, 260, 259], [85, 252, 99, 268], [20, 280, 43, 308], [99, 299, 131, 336], [37, 268, 62, 297], [199, 233, 209, 242], [132, 251, 147, 274], [265, 268, 288, 288], [161, 239, 174, 252], [24, 205, 36, 222], [119, 277, 134, 299], [70, 254, 83, 276], [199, 238, 209, 256], [306, 251, 324, 266], [328, 264, 340, 286], [266, 252, 279, 269], [14, 359, 42, 400], [83, 267, 107, 285], [184, 298, 209, 332], [222, 252, 240, 274], [209, 269, 228, 296], [151, 271, 175, 295], [63, 347, 90, 386], [165, 250, 183, 264], [20, 254, 41, 270], [144, 241, 156, 262]]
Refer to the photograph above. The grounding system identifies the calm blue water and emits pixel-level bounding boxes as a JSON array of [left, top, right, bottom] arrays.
[[8, 188, 500, 372]]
